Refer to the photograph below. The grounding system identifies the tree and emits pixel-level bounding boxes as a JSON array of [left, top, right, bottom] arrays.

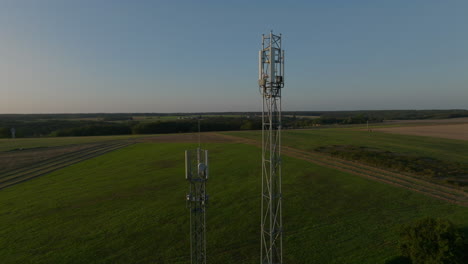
[[384, 256, 412, 264], [399, 217, 466, 264], [0, 127, 9, 138], [240, 120, 254, 130]]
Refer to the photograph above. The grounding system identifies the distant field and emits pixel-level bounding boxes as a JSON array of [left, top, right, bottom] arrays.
[[373, 123, 468, 141], [0, 134, 148, 152], [383, 117, 468, 124], [0, 142, 467, 263], [224, 128, 468, 163]]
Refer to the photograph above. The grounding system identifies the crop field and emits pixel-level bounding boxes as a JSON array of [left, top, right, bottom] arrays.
[[0, 141, 134, 189], [223, 128, 468, 194], [373, 123, 468, 141], [1, 137, 468, 263], [0, 135, 148, 152], [383, 117, 468, 125], [223, 128, 468, 163]]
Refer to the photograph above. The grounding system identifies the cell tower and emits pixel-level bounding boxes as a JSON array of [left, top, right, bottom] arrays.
[[258, 31, 285, 264], [185, 148, 209, 264]]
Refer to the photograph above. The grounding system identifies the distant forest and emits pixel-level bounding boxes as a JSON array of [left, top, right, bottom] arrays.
[[1, 109, 467, 138]]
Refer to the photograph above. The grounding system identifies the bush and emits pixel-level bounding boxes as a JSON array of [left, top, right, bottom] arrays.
[[314, 145, 468, 183], [399, 218, 466, 264], [0, 127, 10, 138], [384, 256, 412, 264]]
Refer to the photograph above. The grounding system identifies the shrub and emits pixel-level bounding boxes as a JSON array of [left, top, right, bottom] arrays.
[[384, 256, 412, 264], [399, 218, 465, 264]]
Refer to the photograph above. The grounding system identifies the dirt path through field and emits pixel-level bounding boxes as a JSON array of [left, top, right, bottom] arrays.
[[213, 133, 468, 207]]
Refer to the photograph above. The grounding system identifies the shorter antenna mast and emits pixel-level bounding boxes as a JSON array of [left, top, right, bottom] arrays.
[[198, 118, 201, 148], [185, 146, 209, 264]]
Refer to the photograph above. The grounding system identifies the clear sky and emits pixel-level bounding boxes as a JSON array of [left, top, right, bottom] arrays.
[[1, 0, 467, 113]]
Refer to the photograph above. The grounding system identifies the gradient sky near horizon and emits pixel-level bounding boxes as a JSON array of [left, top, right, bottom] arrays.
[[1, 0, 467, 113]]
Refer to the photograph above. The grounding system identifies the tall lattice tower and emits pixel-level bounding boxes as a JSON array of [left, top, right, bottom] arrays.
[[185, 148, 209, 264], [258, 31, 285, 264]]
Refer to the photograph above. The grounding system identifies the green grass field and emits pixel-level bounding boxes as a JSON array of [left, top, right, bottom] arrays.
[[1, 142, 467, 263], [224, 129, 468, 163]]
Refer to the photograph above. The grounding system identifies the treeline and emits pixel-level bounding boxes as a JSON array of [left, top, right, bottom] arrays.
[[0, 113, 132, 122], [287, 109, 468, 120], [2, 109, 467, 122], [0, 120, 89, 138], [52, 123, 133, 137], [1, 109, 467, 138], [131, 118, 261, 135], [285, 109, 468, 128], [0, 118, 262, 138], [0, 112, 254, 122], [286, 114, 383, 128], [54, 118, 261, 137]]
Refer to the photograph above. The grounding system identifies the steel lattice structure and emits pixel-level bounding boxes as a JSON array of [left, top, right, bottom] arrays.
[[185, 148, 209, 264], [258, 32, 285, 264]]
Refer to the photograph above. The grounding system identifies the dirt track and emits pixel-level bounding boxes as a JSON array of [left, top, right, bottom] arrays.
[[0, 141, 134, 190], [373, 124, 468, 141], [0, 144, 102, 173], [213, 133, 468, 207]]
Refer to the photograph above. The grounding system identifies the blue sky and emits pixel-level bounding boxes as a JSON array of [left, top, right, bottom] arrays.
[[1, 0, 467, 113]]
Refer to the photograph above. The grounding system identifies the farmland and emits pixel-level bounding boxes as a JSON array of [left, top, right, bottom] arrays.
[[0, 135, 146, 152], [224, 128, 468, 194], [0, 130, 468, 263], [373, 123, 468, 141], [224, 128, 468, 163]]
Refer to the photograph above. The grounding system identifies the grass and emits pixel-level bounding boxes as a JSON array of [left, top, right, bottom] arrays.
[[0, 142, 467, 263], [0, 134, 150, 152], [223, 128, 468, 163]]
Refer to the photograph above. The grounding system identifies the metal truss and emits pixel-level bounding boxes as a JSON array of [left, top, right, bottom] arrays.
[[258, 32, 285, 264]]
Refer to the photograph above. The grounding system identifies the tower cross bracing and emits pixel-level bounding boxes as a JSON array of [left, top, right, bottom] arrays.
[[258, 32, 285, 264], [185, 148, 209, 264]]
